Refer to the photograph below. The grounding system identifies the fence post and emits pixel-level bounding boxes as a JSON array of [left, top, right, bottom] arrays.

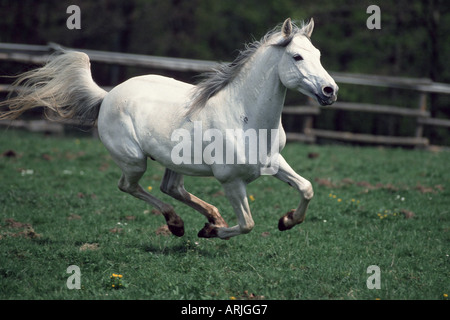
[[303, 97, 315, 142], [415, 93, 427, 143]]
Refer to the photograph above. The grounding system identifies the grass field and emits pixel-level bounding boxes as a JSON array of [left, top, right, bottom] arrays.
[[0, 129, 449, 300]]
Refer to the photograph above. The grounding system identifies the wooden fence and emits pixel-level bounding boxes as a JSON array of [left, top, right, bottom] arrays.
[[1, 42, 450, 148]]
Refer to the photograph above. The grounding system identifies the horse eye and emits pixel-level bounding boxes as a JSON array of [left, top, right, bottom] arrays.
[[293, 54, 303, 61]]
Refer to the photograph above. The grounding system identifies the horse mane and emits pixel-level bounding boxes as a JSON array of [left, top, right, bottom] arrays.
[[187, 20, 307, 116]]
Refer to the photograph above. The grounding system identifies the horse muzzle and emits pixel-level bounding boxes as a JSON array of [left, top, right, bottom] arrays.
[[316, 84, 338, 106]]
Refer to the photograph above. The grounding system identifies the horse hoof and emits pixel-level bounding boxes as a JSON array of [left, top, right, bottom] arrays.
[[164, 214, 185, 237], [167, 217, 184, 237], [278, 209, 296, 231], [278, 216, 292, 231], [197, 223, 218, 238], [168, 225, 184, 237]]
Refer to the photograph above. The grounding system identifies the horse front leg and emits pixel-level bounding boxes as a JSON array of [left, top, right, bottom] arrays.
[[274, 155, 314, 231], [213, 179, 255, 239]]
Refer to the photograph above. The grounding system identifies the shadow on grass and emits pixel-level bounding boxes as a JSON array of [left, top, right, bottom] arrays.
[[139, 241, 219, 258]]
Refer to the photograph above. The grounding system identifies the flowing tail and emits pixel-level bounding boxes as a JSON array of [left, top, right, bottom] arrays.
[[0, 51, 107, 125]]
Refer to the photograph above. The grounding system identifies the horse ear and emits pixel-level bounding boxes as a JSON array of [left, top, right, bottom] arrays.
[[282, 18, 293, 38], [303, 18, 314, 38]]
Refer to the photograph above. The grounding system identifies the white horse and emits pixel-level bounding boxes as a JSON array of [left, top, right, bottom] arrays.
[[0, 18, 337, 239]]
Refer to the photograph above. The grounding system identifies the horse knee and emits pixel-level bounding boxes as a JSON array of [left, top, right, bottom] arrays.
[[302, 181, 314, 200], [240, 220, 255, 234], [118, 177, 133, 193]]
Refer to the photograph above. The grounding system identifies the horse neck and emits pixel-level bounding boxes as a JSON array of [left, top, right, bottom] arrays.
[[222, 45, 286, 129]]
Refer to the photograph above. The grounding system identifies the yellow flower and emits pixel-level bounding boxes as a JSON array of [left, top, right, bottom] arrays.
[[230, 296, 236, 300], [249, 195, 255, 201], [444, 293, 448, 298], [337, 198, 342, 202], [147, 186, 153, 191], [118, 274, 123, 278]]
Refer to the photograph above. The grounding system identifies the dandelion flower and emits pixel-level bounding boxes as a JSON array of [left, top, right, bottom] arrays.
[[337, 198, 342, 203], [249, 195, 255, 201], [230, 296, 236, 300], [147, 186, 153, 191]]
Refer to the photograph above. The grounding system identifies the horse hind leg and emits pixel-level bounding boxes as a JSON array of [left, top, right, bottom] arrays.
[[114, 157, 184, 237], [160, 169, 228, 238], [98, 108, 184, 237]]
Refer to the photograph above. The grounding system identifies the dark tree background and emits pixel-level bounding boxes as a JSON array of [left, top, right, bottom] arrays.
[[0, 0, 449, 144]]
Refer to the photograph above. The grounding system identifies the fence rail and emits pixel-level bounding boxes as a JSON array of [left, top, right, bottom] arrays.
[[1, 42, 450, 147]]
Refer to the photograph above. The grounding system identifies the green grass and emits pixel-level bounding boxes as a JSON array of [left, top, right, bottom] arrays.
[[0, 129, 449, 300]]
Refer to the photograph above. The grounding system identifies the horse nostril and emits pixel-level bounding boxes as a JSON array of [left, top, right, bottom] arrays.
[[322, 86, 334, 97]]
